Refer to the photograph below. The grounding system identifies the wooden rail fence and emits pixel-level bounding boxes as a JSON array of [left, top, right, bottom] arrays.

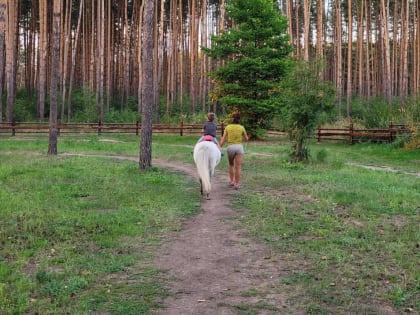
[[0, 121, 226, 137], [1, 121, 413, 144], [317, 122, 412, 144]]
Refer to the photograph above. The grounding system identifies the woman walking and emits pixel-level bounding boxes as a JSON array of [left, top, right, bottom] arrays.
[[219, 113, 249, 190]]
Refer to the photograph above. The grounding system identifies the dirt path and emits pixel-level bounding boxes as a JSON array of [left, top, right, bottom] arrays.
[[151, 159, 292, 315], [61, 154, 293, 313]]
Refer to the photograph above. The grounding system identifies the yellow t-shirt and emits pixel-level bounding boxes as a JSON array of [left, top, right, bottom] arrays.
[[225, 124, 246, 145]]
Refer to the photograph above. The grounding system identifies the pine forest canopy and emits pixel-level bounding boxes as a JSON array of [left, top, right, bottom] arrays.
[[0, 0, 419, 123]]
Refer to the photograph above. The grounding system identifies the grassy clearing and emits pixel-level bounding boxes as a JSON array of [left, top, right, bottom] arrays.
[[237, 139, 419, 314], [0, 134, 419, 314], [0, 135, 200, 314]]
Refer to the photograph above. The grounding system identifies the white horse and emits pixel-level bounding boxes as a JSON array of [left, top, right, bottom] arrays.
[[193, 140, 221, 199]]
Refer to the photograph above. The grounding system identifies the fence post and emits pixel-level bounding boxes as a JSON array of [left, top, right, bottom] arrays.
[[136, 121, 139, 136], [57, 119, 61, 136], [220, 121, 225, 137], [12, 120, 16, 136], [98, 120, 102, 135], [317, 124, 321, 142], [349, 121, 353, 144], [180, 119, 184, 136], [388, 121, 393, 142]]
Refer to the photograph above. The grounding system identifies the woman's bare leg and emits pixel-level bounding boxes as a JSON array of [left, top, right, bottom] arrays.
[[228, 156, 235, 185], [234, 155, 243, 186]]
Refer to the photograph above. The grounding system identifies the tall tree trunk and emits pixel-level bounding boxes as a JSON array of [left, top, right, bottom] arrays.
[[214, 0, 226, 112], [89, 2, 95, 93], [200, 0, 208, 111], [414, 0, 420, 94], [189, 0, 198, 112], [48, 0, 61, 155], [122, 0, 130, 109], [139, 0, 155, 171], [60, 0, 72, 120], [5, 0, 18, 123], [30, 5, 37, 93], [303, 0, 310, 61], [38, 0, 48, 120], [101, 0, 105, 122], [356, 1, 364, 95], [316, 0, 324, 67], [178, 0, 184, 110], [137, 1, 144, 116], [380, 0, 392, 103], [106, 0, 112, 113], [346, 0, 353, 118], [286, 0, 294, 56], [67, 0, 83, 122], [155, 0, 165, 122], [372, 5, 380, 97], [365, 0, 372, 103], [391, 1, 398, 97], [168, 0, 178, 111], [23, 5, 36, 94], [334, 0, 343, 115], [295, 1, 301, 59], [153, 0, 160, 122], [399, 0, 409, 105], [95, 1, 100, 115], [97, 0, 105, 124], [0, 0, 6, 122], [219, 0, 226, 32], [81, 4, 87, 95]]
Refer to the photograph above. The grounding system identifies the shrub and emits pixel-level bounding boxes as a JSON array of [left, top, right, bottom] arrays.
[[403, 121, 419, 150], [279, 61, 336, 162], [13, 89, 38, 121], [105, 109, 139, 123]]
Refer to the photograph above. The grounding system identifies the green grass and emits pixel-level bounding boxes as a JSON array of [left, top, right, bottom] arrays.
[[237, 140, 420, 314], [0, 134, 419, 314], [0, 135, 200, 314]]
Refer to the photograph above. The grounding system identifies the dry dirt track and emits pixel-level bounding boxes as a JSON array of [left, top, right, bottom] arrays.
[[48, 152, 412, 314], [61, 153, 294, 314], [151, 159, 294, 315]]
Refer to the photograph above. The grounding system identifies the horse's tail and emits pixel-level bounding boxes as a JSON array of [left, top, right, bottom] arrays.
[[195, 144, 211, 194]]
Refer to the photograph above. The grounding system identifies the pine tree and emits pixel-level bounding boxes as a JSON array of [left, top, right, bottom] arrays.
[[203, 0, 293, 137], [139, 0, 155, 170]]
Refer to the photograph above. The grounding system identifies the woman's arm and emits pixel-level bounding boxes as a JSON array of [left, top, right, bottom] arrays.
[[243, 127, 249, 142], [219, 130, 227, 147]]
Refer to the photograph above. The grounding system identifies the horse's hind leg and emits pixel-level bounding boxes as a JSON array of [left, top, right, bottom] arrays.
[[199, 178, 210, 199], [199, 178, 203, 196]]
